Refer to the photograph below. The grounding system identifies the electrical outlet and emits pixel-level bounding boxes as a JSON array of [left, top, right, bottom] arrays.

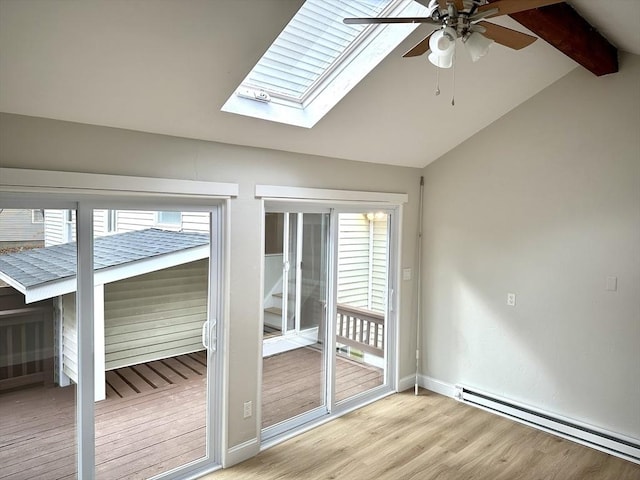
[[243, 400, 252, 419], [507, 293, 516, 306]]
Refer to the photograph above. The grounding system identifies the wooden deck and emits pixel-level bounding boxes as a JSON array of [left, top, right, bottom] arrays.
[[1, 351, 208, 480], [0, 348, 382, 479], [262, 345, 383, 428]]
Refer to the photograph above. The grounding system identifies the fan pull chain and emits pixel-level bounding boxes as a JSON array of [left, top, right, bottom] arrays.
[[435, 65, 441, 96], [451, 50, 456, 106]]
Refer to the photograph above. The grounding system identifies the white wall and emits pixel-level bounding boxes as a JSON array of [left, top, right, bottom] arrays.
[[421, 53, 640, 439], [0, 113, 422, 450]]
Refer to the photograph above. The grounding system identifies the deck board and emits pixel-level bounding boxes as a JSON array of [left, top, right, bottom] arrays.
[[262, 346, 383, 427], [117, 366, 155, 394], [131, 363, 172, 389], [162, 355, 196, 379], [0, 348, 382, 479]]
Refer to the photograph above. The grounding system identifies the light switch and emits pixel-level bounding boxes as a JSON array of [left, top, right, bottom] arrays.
[[606, 276, 617, 292], [402, 268, 412, 281]]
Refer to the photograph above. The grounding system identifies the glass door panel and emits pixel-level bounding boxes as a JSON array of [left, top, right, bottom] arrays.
[[285, 213, 298, 333], [92, 208, 211, 479], [0, 207, 78, 479], [334, 212, 387, 402], [262, 211, 329, 430]]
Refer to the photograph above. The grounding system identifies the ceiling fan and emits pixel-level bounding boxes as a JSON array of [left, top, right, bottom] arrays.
[[344, 0, 564, 68]]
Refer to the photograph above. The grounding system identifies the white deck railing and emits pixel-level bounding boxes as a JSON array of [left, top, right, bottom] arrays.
[[336, 304, 384, 357]]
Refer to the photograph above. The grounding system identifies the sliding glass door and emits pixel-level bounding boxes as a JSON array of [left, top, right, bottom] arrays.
[[334, 211, 389, 403], [0, 194, 225, 479], [261, 203, 397, 440], [262, 209, 330, 432], [0, 205, 79, 480], [91, 207, 215, 479]]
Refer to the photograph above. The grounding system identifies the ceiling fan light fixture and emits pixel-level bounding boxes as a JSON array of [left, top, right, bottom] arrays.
[[428, 50, 454, 68], [428, 27, 456, 69], [464, 32, 494, 62]]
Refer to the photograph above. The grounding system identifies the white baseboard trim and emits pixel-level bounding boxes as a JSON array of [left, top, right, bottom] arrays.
[[398, 374, 458, 397], [223, 437, 259, 468], [418, 375, 458, 398], [397, 374, 417, 392]]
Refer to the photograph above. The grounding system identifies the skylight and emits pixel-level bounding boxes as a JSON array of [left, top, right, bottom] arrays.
[[221, 0, 429, 128]]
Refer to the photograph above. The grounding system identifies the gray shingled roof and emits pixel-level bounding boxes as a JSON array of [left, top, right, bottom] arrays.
[[0, 228, 209, 288]]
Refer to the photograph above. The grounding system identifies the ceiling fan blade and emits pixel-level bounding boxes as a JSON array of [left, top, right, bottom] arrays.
[[343, 17, 440, 26], [476, 21, 537, 49], [477, 0, 564, 18], [402, 32, 436, 57]]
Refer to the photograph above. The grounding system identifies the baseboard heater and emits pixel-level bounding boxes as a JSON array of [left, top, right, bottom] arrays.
[[455, 385, 640, 464]]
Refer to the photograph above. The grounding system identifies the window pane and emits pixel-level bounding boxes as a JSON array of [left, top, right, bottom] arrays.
[[242, 0, 397, 100], [93, 209, 210, 479], [262, 212, 329, 429], [157, 211, 181, 225], [0, 207, 77, 479], [335, 212, 386, 402]]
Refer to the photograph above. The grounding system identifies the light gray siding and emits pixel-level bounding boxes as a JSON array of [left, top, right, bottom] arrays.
[[104, 259, 208, 370], [337, 214, 370, 308], [93, 209, 109, 236], [114, 210, 156, 233], [181, 212, 210, 232], [44, 210, 69, 246], [371, 216, 387, 313], [61, 292, 78, 382], [0, 209, 44, 243], [337, 213, 387, 313]]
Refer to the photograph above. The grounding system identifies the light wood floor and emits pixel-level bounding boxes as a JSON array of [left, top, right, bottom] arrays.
[[205, 389, 640, 480], [0, 348, 381, 479]]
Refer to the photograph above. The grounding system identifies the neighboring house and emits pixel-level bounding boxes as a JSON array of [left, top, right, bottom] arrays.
[[44, 209, 209, 246], [0, 228, 210, 401], [0, 208, 44, 251]]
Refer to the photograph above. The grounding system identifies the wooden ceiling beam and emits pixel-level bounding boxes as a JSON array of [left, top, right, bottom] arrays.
[[500, 2, 618, 76]]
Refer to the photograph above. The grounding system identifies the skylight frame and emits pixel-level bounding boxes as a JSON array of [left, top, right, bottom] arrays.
[[241, 0, 403, 106], [222, 0, 430, 128]]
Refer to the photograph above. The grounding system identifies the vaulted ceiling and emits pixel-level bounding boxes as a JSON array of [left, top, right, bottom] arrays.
[[1, 0, 639, 168]]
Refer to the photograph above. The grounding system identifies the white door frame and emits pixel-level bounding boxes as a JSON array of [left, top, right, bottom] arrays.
[[0, 168, 237, 479], [258, 187, 405, 445]]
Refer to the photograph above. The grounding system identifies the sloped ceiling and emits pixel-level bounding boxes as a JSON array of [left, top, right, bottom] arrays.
[[0, 0, 638, 168]]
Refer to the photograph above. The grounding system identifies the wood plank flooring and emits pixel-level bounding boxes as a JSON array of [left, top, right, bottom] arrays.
[[0, 347, 382, 479], [206, 389, 640, 480]]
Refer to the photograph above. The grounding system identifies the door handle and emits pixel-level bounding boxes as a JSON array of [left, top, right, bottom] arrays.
[[210, 320, 217, 352], [201, 320, 209, 349]]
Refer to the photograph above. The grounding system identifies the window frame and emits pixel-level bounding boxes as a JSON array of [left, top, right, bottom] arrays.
[[257, 184, 404, 448], [0, 168, 237, 479], [221, 0, 429, 128]]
